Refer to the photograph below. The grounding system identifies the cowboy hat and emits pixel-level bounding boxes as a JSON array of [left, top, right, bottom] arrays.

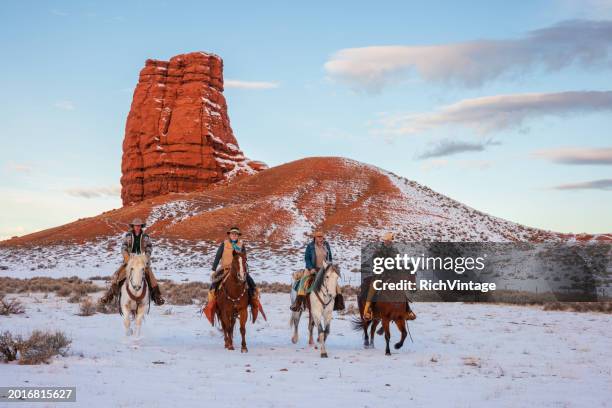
[[129, 217, 146, 227], [382, 231, 394, 241], [227, 226, 242, 235]]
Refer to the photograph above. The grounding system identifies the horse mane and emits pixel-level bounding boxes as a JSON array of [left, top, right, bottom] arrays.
[[310, 265, 328, 293]]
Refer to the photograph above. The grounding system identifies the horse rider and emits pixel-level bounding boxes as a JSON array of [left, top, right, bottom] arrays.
[[363, 231, 415, 320], [99, 218, 165, 306], [202, 226, 264, 323], [290, 230, 344, 312]]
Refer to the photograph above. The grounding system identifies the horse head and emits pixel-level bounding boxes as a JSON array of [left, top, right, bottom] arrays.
[[312, 261, 341, 294], [231, 250, 247, 283], [322, 261, 341, 288], [127, 254, 147, 292]]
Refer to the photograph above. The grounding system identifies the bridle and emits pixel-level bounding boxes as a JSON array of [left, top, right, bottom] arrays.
[[126, 264, 147, 303], [313, 263, 340, 308], [221, 253, 247, 304]]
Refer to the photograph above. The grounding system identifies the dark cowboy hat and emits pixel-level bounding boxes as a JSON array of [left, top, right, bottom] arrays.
[[227, 226, 241, 235], [129, 217, 146, 227]]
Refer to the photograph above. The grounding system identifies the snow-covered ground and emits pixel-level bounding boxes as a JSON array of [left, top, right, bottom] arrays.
[[1, 291, 611, 407]]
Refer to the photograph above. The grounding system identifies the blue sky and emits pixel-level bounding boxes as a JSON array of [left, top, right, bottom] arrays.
[[1, 0, 611, 239]]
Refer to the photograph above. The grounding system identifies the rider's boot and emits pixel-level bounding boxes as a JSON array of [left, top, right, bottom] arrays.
[[333, 293, 345, 311], [363, 301, 374, 321], [249, 288, 267, 323], [150, 285, 165, 306], [99, 281, 120, 304], [290, 294, 306, 312], [333, 283, 345, 311], [202, 289, 216, 324]]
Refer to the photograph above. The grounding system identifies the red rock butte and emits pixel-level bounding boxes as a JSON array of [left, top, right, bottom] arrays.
[[120, 51, 266, 205]]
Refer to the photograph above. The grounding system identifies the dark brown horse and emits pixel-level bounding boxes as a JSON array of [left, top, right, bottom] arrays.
[[215, 250, 250, 352], [353, 288, 416, 356]]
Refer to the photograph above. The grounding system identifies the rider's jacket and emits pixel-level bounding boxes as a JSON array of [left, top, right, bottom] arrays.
[[304, 240, 332, 270], [212, 239, 246, 271], [121, 231, 152, 258]]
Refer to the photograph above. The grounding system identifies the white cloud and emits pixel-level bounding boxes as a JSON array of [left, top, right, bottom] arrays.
[[420, 159, 449, 172], [225, 80, 279, 90], [552, 178, 612, 190], [54, 100, 76, 110], [5, 162, 33, 174], [325, 20, 612, 92], [64, 185, 121, 198], [377, 90, 612, 136], [558, 0, 612, 19], [417, 139, 500, 159], [533, 147, 612, 164], [458, 160, 494, 171]]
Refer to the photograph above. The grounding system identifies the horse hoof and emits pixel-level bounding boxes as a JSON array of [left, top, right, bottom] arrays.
[[241, 347, 248, 353], [227, 346, 235, 351], [394, 343, 403, 350], [385, 351, 391, 356], [291, 337, 298, 344], [321, 353, 328, 358]]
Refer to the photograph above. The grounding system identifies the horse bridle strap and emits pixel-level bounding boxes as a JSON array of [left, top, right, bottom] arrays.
[[314, 290, 333, 307], [223, 284, 247, 303], [126, 276, 147, 303], [314, 265, 335, 307]]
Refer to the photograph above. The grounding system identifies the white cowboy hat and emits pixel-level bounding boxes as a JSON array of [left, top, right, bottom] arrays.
[[129, 217, 146, 227]]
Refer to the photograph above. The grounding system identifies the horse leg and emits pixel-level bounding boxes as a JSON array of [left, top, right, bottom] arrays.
[[369, 319, 379, 348], [316, 319, 327, 358], [394, 319, 407, 350], [122, 303, 132, 336], [308, 311, 315, 346], [134, 304, 145, 338], [382, 318, 391, 356], [240, 308, 248, 353], [219, 312, 231, 349], [227, 315, 235, 351], [362, 319, 370, 348], [290, 310, 301, 344]]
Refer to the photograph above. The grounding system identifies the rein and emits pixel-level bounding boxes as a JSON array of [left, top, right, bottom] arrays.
[[220, 265, 247, 304], [126, 271, 147, 303], [313, 264, 337, 307]]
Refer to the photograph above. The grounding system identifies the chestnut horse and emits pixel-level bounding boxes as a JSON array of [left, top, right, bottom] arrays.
[[353, 282, 416, 356], [215, 250, 250, 352]]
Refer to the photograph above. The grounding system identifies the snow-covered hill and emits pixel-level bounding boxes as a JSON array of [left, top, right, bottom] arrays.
[[0, 157, 609, 281]]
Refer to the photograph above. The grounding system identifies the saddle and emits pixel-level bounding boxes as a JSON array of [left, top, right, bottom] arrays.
[[292, 269, 316, 292]]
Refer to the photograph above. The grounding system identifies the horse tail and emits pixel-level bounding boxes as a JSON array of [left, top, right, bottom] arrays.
[[118, 286, 124, 316], [351, 315, 366, 332]]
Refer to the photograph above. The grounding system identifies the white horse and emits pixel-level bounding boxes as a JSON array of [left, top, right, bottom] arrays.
[[120, 254, 150, 337], [290, 261, 340, 358]]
